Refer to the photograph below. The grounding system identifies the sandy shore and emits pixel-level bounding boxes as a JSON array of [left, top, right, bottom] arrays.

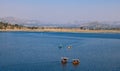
[[0, 28, 120, 33]]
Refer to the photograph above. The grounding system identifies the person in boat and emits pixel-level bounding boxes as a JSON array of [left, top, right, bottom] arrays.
[[72, 59, 80, 65], [61, 57, 68, 64]]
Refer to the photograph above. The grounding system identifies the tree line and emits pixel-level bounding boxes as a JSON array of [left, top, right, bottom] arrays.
[[0, 22, 24, 29], [0, 22, 40, 30], [0, 21, 120, 30]]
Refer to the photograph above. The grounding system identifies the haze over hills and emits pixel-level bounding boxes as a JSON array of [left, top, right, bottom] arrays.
[[0, 17, 43, 26], [0, 17, 120, 29]]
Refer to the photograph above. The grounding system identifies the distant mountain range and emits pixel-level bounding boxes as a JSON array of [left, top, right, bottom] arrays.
[[79, 21, 120, 30], [0, 17, 120, 29], [0, 17, 43, 26]]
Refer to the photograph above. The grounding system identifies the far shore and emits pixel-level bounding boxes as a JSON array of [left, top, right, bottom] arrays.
[[0, 28, 120, 33]]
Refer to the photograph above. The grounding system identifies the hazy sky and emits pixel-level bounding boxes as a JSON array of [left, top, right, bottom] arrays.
[[0, 0, 120, 23]]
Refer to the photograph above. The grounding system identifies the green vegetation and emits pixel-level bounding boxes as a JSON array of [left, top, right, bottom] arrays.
[[0, 22, 24, 29], [0, 21, 120, 33]]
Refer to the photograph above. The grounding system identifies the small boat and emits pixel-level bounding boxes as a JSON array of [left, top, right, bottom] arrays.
[[67, 46, 72, 49], [58, 46, 62, 49], [72, 59, 80, 65], [61, 57, 68, 64]]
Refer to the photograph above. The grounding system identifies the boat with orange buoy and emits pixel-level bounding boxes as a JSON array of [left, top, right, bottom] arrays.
[[72, 59, 80, 65]]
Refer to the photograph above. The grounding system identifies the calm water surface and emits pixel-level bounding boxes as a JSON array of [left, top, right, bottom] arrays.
[[0, 32, 120, 71]]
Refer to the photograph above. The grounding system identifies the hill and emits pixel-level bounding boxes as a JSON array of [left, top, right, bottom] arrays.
[[0, 17, 120, 30]]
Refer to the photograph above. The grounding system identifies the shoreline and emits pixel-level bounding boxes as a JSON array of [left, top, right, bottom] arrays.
[[0, 28, 120, 33]]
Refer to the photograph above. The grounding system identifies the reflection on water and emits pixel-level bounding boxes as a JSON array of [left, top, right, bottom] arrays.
[[1, 62, 80, 71], [0, 32, 120, 71]]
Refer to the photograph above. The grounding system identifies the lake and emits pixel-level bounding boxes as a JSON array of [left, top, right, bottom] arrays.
[[0, 32, 120, 71]]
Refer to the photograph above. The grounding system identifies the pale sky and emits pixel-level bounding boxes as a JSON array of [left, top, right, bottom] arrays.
[[0, 0, 120, 23]]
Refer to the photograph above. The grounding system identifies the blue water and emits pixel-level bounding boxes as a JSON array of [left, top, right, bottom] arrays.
[[0, 32, 120, 71]]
